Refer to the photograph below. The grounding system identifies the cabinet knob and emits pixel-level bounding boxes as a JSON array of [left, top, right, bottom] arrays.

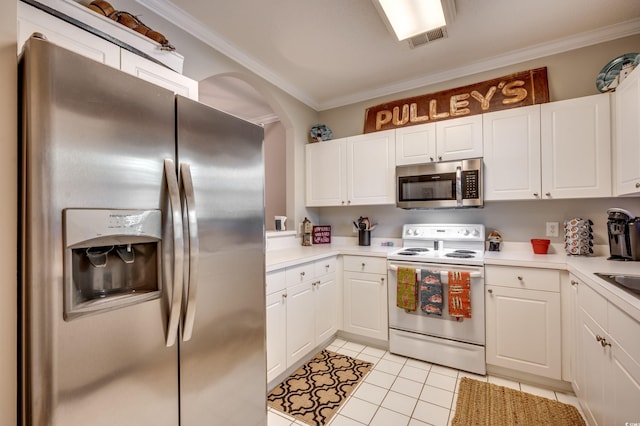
[[347, 200, 351, 205], [488, 289, 493, 294], [429, 157, 434, 162], [438, 156, 442, 161], [533, 192, 539, 198], [325, 264, 330, 269], [300, 271, 305, 277], [636, 182, 640, 188], [380, 278, 385, 284], [545, 192, 551, 197], [600, 339, 612, 348], [283, 293, 288, 299], [361, 263, 366, 268], [517, 276, 523, 281], [341, 200, 345, 205], [571, 280, 579, 287]]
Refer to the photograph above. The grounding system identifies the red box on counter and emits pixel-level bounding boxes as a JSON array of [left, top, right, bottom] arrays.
[[312, 226, 331, 244]]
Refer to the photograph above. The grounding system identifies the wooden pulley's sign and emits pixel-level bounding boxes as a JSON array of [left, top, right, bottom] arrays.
[[363, 67, 549, 133]]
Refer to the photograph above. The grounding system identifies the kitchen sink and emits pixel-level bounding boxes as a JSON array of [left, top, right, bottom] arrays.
[[594, 273, 640, 297]]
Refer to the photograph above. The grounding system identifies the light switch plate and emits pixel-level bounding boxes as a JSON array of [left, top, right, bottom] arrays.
[[546, 222, 559, 237]]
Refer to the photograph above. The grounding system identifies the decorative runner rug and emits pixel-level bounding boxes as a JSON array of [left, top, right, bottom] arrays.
[[452, 377, 586, 425], [267, 349, 372, 426]]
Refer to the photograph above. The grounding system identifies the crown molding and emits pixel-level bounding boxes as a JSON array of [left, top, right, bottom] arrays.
[[135, 0, 640, 112], [319, 17, 640, 110]]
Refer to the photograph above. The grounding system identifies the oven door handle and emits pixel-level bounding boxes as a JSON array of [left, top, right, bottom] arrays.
[[388, 265, 482, 279]]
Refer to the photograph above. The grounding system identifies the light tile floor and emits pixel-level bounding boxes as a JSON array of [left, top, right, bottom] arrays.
[[267, 337, 585, 426]]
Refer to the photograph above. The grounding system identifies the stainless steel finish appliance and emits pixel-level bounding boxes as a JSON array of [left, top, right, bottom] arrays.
[[387, 224, 486, 375], [396, 158, 483, 209], [606, 208, 640, 261], [19, 36, 266, 425]]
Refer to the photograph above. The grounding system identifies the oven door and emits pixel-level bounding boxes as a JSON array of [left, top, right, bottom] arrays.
[[387, 261, 485, 345]]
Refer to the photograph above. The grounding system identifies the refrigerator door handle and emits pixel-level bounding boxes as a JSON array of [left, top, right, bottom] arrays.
[[164, 159, 184, 347], [180, 162, 199, 341]]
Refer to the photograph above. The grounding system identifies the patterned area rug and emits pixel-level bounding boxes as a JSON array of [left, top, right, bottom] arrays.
[[267, 349, 373, 426], [453, 377, 586, 425]]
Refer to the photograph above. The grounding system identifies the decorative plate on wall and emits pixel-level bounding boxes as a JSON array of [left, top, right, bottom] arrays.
[[596, 53, 640, 92], [310, 124, 332, 142]]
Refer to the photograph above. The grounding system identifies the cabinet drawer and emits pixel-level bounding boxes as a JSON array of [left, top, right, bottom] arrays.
[[608, 303, 640, 358], [578, 281, 607, 328], [286, 262, 314, 286], [485, 265, 560, 292], [343, 255, 387, 274], [315, 257, 337, 276], [266, 269, 286, 295]]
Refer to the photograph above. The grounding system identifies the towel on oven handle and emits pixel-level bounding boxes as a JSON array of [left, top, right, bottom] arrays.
[[419, 269, 443, 316], [396, 266, 418, 311], [448, 271, 471, 319]]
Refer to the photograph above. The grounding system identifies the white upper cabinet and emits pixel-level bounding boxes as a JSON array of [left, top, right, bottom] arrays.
[[346, 130, 396, 205], [614, 65, 640, 195], [18, 2, 120, 67], [121, 50, 198, 100], [306, 130, 395, 207], [18, 2, 198, 100], [541, 93, 611, 199], [436, 115, 483, 162], [483, 105, 541, 200], [396, 115, 483, 165], [483, 94, 611, 200]]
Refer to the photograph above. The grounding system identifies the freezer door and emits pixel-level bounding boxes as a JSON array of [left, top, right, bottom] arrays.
[[20, 37, 179, 425], [176, 96, 267, 426]]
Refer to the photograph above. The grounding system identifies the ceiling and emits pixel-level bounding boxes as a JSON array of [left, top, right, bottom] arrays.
[[140, 0, 640, 117]]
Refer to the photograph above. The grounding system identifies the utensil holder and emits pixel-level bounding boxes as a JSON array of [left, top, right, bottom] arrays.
[[358, 230, 370, 246]]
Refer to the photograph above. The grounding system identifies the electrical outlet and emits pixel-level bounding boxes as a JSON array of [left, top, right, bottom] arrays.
[[546, 222, 559, 237]]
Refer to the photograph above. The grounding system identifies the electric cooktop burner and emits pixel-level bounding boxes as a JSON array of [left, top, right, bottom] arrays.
[[445, 251, 475, 259], [396, 247, 431, 256]]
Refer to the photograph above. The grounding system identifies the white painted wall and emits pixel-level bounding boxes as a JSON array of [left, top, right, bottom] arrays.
[[265, 121, 286, 230], [1, 2, 17, 425]]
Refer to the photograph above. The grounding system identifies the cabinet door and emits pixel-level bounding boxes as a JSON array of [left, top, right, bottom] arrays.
[[266, 290, 287, 383], [120, 50, 198, 100], [607, 343, 640, 425], [483, 105, 542, 200], [343, 271, 388, 341], [486, 285, 561, 379], [286, 281, 315, 366], [314, 274, 338, 343], [436, 115, 483, 162], [18, 2, 120, 68], [395, 123, 436, 165], [614, 66, 640, 195], [346, 130, 396, 205], [305, 138, 346, 206], [575, 309, 608, 426], [541, 94, 611, 199]]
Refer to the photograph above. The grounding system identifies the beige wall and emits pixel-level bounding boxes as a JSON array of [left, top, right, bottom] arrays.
[[264, 121, 286, 230], [1, 1, 17, 425], [318, 35, 640, 139]]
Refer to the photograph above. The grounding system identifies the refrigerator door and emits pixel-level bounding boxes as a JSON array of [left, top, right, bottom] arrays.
[[176, 96, 267, 425], [20, 37, 180, 425]]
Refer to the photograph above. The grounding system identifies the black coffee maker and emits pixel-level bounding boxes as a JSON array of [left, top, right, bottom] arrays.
[[607, 208, 640, 261]]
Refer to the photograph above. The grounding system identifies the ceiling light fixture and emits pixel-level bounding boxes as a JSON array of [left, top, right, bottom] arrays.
[[373, 0, 447, 41]]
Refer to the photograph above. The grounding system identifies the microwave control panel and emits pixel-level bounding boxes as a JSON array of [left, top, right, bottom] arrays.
[[462, 170, 479, 199]]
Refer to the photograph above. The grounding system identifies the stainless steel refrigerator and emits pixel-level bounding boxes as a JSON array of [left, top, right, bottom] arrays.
[[19, 35, 266, 425]]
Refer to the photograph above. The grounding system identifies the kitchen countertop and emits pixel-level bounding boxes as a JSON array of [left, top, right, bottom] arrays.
[[266, 238, 640, 322]]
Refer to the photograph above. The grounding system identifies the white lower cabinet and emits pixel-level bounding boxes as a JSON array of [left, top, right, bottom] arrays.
[[342, 256, 388, 341], [485, 265, 561, 379], [573, 275, 640, 425], [266, 256, 337, 383]]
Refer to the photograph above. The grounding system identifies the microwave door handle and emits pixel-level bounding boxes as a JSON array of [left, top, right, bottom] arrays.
[[164, 159, 184, 348], [180, 162, 199, 342], [456, 166, 463, 207]]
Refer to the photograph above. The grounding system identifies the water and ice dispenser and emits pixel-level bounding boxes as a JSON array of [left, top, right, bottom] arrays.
[[63, 209, 162, 320]]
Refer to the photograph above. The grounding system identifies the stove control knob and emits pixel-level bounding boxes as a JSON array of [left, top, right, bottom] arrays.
[[471, 228, 480, 237], [463, 229, 470, 236], [406, 228, 414, 236]]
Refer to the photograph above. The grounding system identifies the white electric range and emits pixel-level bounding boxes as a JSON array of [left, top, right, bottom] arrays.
[[387, 224, 486, 375]]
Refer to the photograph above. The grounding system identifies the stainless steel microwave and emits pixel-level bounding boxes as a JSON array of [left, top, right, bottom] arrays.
[[396, 158, 483, 209]]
